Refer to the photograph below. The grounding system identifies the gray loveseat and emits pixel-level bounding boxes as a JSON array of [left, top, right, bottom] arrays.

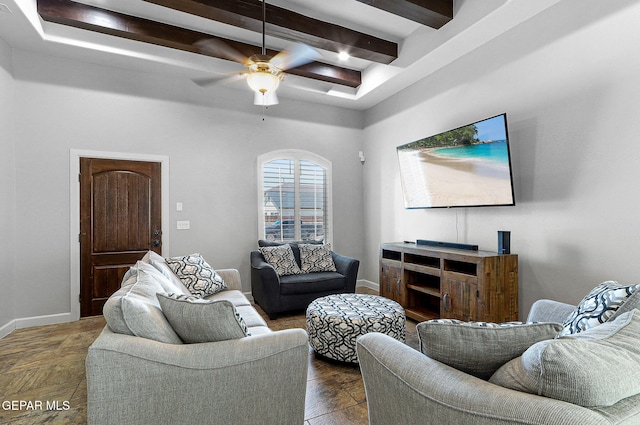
[[250, 241, 359, 319], [357, 298, 640, 425], [86, 251, 309, 425]]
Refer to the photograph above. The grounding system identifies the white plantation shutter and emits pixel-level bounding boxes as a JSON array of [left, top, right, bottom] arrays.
[[299, 160, 327, 241], [258, 151, 332, 244]]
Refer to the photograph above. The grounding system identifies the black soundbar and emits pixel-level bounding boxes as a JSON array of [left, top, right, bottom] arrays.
[[416, 239, 478, 251]]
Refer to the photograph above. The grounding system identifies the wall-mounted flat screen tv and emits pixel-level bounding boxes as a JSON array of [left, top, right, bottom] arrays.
[[397, 113, 515, 209]]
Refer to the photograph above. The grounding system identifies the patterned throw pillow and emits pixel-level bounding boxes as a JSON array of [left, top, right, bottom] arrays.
[[557, 281, 640, 337], [164, 253, 227, 298], [157, 292, 250, 343], [259, 244, 302, 276], [417, 319, 563, 380], [299, 243, 336, 273]]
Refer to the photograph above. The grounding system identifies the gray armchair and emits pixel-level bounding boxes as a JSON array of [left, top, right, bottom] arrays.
[[357, 299, 640, 425]]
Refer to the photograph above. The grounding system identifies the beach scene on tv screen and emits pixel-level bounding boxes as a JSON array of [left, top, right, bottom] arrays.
[[397, 115, 514, 208]]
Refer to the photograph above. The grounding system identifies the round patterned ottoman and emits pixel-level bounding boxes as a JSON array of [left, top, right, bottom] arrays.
[[306, 293, 406, 363]]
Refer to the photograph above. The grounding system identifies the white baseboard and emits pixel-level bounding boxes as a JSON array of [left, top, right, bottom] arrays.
[[15, 312, 74, 329], [357, 279, 379, 292], [0, 312, 75, 339], [0, 319, 16, 339]]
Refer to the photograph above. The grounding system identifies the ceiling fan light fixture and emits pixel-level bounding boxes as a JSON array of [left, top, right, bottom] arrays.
[[247, 70, 282, 94], [246, 58, 283, 94]]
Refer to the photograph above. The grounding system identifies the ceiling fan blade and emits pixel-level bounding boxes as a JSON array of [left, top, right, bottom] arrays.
[[194, 38, 250, 65], [192, 72, 246, 87], [254, 91, 279, 106], [271, 43, 318, 71]]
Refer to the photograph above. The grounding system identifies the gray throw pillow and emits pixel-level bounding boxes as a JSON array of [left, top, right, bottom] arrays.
[[417, 319, 563, 380], [557, 281, 640, 336], [157, 292, 250, 343], [164, 253, 227, 298], [490, 310, 640, 407]]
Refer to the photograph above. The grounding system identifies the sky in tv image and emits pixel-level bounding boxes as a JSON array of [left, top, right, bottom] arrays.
[[397, 114, 514, 209], [476, 115, 508, 141]]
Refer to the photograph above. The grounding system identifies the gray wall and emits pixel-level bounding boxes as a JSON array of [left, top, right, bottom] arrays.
[[0, 38, 15, 333], [5, 49, 364, 325], [3, 0, 640, 330], [362, 0, 640, 318]]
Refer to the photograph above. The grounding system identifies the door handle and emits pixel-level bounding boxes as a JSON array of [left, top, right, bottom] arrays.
[[443, 292, 451, 312], [152, 239, 161, 247]]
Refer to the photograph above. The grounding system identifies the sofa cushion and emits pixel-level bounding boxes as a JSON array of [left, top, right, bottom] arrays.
[[610, 287, 640, 320], [417, 319, 563, 380], [259, 244, 302, 276], [103, 269, 183, 344], [299, 243, 337, 273], [157, 292, 250, 343], [142, 250, 191, 295], [132, 260, 190, 295], [490, 310, 640, 407], [205, 289, 252, 307], [165, 253, 227, 298], [279, 272, 345, 295], [558, 281, 640, 336]]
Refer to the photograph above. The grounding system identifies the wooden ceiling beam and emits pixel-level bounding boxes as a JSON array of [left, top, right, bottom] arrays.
[[37, 0, 361, 88], [355, 0, 453, 29], [144, 0, 398, 64]]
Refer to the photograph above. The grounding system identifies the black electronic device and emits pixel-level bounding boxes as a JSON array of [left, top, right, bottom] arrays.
[[498, 231, 511, 254], [416, 239, 479, 251]]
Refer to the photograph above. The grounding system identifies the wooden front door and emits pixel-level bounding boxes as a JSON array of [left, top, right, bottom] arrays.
[[80, 158, 162, 317]]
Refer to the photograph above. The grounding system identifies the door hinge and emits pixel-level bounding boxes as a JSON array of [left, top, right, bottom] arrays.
[[78, 173, 81, 182], [78, 234, 81, 243], [79, 293, 81, 303]]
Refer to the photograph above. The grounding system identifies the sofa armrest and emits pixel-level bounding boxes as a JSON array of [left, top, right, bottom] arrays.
[[526, 299, 575, 323], [356, 333, 604, 425], [87, 326, 308, 425], [331, 251, 359, 292], [216, 268, 241, 291]]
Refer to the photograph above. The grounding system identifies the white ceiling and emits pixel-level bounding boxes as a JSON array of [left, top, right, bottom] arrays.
[[0, 0, 563, 110]]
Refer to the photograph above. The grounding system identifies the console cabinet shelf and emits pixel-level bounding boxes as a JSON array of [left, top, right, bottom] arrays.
[[379, 242, 518, 323]]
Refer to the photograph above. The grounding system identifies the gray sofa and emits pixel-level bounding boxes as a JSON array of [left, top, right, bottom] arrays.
[[86, 252, 309, 425], [250, 241, 359, 319], [357, 299, 640, 425]]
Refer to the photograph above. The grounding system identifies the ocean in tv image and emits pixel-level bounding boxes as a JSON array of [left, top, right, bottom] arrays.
[[397, 114, 515, 208]]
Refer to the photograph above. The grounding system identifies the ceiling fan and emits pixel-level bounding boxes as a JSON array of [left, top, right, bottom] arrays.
[[192, 0, 318, 106]]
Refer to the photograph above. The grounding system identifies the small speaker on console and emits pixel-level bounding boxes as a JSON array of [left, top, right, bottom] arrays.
[[498, 231, 511, 254]]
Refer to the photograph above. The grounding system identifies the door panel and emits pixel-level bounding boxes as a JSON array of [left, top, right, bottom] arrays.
[[80, 158, 162, 317], [441, 276, 477, 321]]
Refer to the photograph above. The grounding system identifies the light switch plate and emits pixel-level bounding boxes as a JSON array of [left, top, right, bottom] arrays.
[[176, 220, 190, 230]]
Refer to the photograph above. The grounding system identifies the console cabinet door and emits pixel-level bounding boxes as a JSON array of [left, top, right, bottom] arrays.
[[380, 261, 402, 303], [441, 276, 477, 321]]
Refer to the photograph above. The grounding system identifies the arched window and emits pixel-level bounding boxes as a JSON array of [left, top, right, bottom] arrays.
[[258, 150, 332, 244]]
